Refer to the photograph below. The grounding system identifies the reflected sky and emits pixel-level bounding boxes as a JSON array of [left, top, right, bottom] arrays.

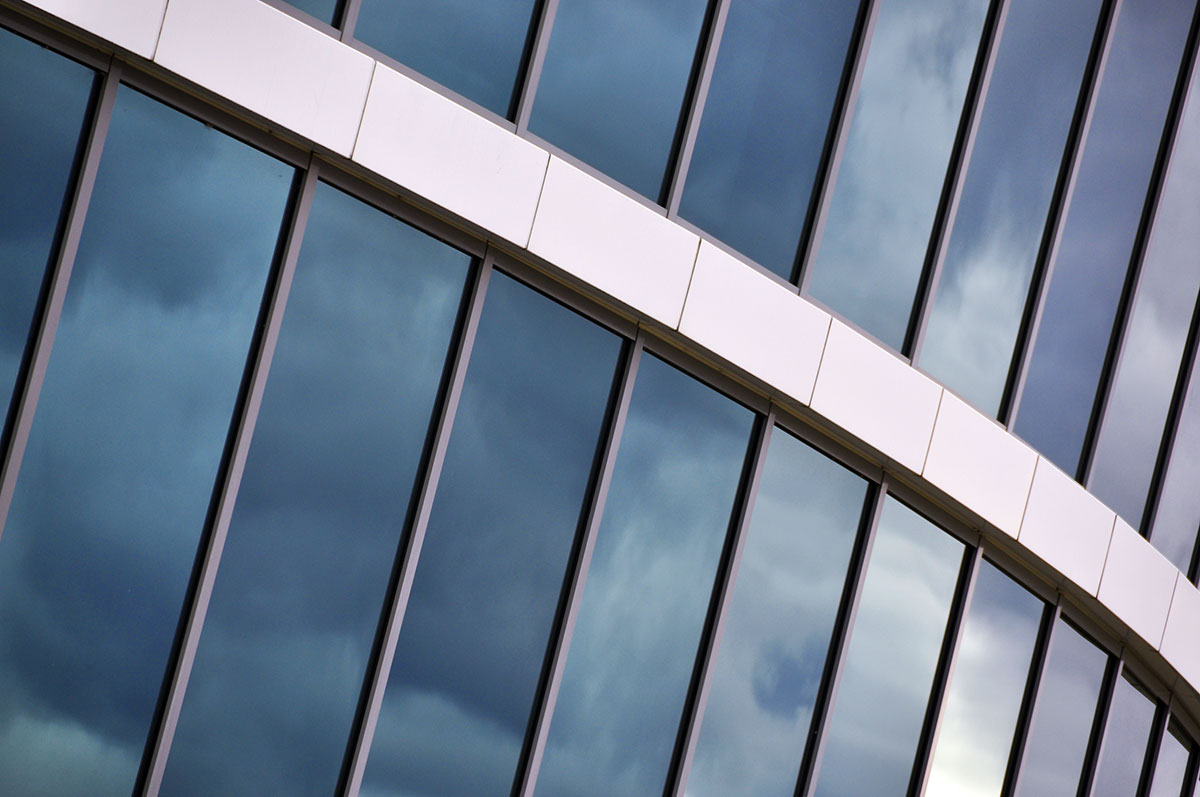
[[0, 85, 291, 795], [285, 0, 339, 25], [1016, 618, 1107, 796], [0, 30, 93, 437], [1014, 0, 1195, 474], [685, 428, 869, 797], [814, 497, 964, 796], [677, 0, 861, 280], [1150, 342, 1200, 572], [918, 0, 1101, 414], [1093, 673, 1156, 796], [535, 354, 754, 797], [361, 272, 623, 797], [1088, 44, 1200, 528], [356, 0, 538, 116], [160, 183, 471, 795], [925, 560, 1042, 797], [529, 0, 708, 198], [1148, 721, 1191, 797], [806, 0, 989, 349]]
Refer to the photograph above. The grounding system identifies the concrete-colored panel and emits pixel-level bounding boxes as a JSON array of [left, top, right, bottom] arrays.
[[155, 0, 373, 156], [809, 321, 942, 473], [923, 392, 1037, 537], [679, 242, 830, 405], [1018, 458, 1115, 595], [24, 0, 167, 58], [353, 64, 549, 247], [1098, 520, 1177, 648], [1161, 573, 1200, 689], [527, 157, 699, 329]]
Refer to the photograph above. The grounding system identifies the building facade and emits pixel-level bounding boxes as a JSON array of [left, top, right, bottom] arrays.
[[1, 0, 1200, 794]]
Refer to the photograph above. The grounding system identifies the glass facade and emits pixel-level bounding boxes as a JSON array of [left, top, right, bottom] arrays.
[[3, 1, 1200, 795]]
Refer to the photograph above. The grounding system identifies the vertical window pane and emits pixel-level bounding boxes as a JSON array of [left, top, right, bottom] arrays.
[[677, 0, 862, 280], [529, 0, 709, 198], [1016, 618, 1108, 796], [1148, 721, 1192, 797], [355, 0, 539, 117], [0, 86, 292, 795], [1088, 44, 1200, 528], [918, 0, 1103, 413], [1014, 0, 1195, 473], [361, 272, 623, 797], [1150, 344, 1200, 572], [686, 429, 870, 796], [925, 561, 1043, 797], [1093, 673, 1157, 796], [0, 30, 93, 432], [160, 184, 472, 794], [815, 497, 965, 795], [535, 355, 755, 796], [806, 0, 990, 349]]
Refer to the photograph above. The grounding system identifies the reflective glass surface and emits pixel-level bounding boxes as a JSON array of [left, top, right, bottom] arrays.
[[919, 0, 1102, 413], [0, 30, 93, 434], [677, 0, 861, 280], [1093, 674, 1157, 796], [1016, 618, 1107, 796], [686, 428, 869, 797], [815, 497, 965, 795], [1014, 0, 1194, 473], [0, 86, 292, 795], [355, 0, 539, 117], [536, 354, 755, 796], [161, 183, 472, 794], [362, 272, 623, 797], [806, 0, 990, 349], [1088, 45, 1200, 528], [1148, 721, 1191, 797], [529, 0, 709, 198], [285, 0, 339, 25], [926, 560, 1042, 797], [1151, 344, 1200, 572]]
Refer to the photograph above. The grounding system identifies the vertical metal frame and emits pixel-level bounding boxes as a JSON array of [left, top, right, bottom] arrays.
[[337, 0, 362, 41], [664, 410, 775, 796], [1079, 653, 1123, 796], [1139, 701, 1172, 797], [512, 0, 561, 131], [512, 333, 644, 796], [137, 160, 322, 795], [337, 253, 494, 796], [1002, 601, 1063, 796], [904, 0, 1011, 361], [0, 59, 120, 542]]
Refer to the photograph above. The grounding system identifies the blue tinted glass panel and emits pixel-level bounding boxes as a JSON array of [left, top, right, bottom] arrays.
[[1150, 344, 1200, 572], [536, 354, 755, 796], [919, 0, 1102, 413], [286, 0, 339, 24], [361, 272, 622, 797], [1016, 618, 1108, 796], [1088, 45, 1200, 528], [1093, 674, 1156, 796], [529, 0, 708, 198], [686, 428, 869, 796], [1148, 722, 1191, 797], [0, 86, 291, 795], [926, 561, 1043, 796], [677, 0, 861, 279], [160, 183, 472, 795], [355, 0, 538, 116], [1014, 0, 1194, 473], [815, 497, 964, 795], [0, 30, 93, 436], [806, 0, 990, 348]]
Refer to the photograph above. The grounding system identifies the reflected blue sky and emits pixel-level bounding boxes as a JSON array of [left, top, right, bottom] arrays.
[[160, 183, 471, 795], [0, 85, 292, 795], [285, 0, 339, 25]]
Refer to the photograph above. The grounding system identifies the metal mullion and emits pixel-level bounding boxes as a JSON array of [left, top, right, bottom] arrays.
[[904, 0, 1011, 361], [795, 478, 887, 796], [512, 0, 560, 131], [337, 0, 363, 41], [1182, 738, 1200, 797], [1002, 600, 1063, 797], [1079, 654, 1123, 797], [137, 159, 321, 796], [338, 253, 494, 796], [0, 60, 119, 541], [662, 0, 732, 214], [666, 410, 775, 797], [1139, 701, 1172, 797], [513, 333, 644, 797], [907, 544, 984, 797], [1078, 2, 1200, 487], [1000, 0, 1124, 427], [793, 0, 879, 291]]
